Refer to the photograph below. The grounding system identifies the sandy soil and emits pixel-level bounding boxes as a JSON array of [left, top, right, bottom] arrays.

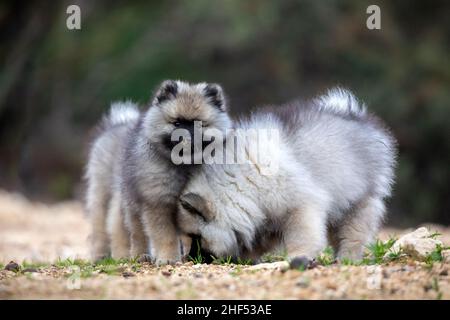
[[0, 190, 449, 299]]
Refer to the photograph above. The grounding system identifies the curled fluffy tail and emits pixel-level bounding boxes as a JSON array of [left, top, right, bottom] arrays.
[[315, 87, 367, 118], [102, 101, 140, 128]]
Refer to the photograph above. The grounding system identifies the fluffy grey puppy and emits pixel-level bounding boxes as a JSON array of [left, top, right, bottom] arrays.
[[177, 88, 397, 262], [85, 80, 232, 264]]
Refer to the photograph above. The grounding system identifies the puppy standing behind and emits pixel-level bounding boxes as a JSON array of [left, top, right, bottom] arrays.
[[85, 80, 232, 264], [178, 88, 397, 262]]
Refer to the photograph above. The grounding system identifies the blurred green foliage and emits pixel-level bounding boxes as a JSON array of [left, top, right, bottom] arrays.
[[0, 0, 449, 226]]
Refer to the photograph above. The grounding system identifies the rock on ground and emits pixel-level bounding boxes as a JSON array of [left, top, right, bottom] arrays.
[[385, 227, 443, 260]]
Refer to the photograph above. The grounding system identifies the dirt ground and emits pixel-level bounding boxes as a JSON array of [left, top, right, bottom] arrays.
[[0, 190, 449, 299]]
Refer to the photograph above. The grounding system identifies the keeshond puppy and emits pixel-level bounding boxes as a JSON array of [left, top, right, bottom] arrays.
[[85, 80, 232, 264], [177, 88, 397, 262]]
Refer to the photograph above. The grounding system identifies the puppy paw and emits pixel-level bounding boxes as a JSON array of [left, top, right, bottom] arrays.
[[137, 254, 153, 263], [154, 256, 181, 266], [179, 235, 192, 260], [152, 243, 182, 266]]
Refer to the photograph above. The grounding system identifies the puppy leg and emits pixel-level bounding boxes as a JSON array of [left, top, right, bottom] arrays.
[[336, 196, 385, 261], [125, 209, 148, 258], [106, 191, 130, 259], [283, 203, 328, 260], [141, 206, 180, 265], [179, 233, 192, 261], [87, 182, 110, 261], [327, 224, 340, 255]]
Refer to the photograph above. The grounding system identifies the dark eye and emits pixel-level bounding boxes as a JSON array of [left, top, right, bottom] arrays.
[[173, 121, 181, 127], [181, 199, 206, 221]]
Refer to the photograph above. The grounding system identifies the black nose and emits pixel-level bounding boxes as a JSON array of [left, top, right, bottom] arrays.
[[174, 119, 197, 138], [188, 234, 214, 264]]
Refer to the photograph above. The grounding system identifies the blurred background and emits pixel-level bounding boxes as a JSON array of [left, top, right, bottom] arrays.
[[0, 0, 449, 227]]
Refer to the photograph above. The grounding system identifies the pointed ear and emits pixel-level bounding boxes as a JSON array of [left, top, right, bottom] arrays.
[[179, 193, 213, 221], [153, 80, 178, 105], [203, 83, 226, 112]]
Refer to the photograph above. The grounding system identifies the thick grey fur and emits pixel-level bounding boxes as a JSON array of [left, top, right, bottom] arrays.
[[85, 80, 232, 264], [177, 87, 397, 261]]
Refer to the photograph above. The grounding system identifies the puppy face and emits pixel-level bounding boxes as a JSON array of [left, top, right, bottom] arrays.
[[177, 172, 241, 257], [143, 80, 232, 160]]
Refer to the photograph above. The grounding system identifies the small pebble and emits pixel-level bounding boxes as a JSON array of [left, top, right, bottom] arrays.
[[161, 270, 172, 277], [290, 256, 312, 270], [122, 271, 135, 278], [295, 277, 310, 288], [326, 283, 337, 290], [4, 261, 20, 272]]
